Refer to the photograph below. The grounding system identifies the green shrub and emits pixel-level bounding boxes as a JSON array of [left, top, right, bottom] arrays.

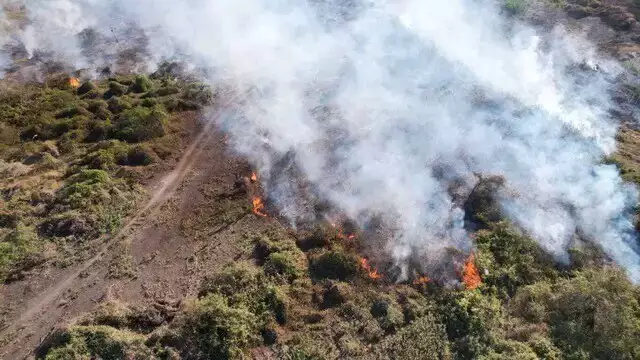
[[155, 86, 180, 97], [264, 286, 289, 325], [504, 0, 526, 14], [264, 251, 302, 282], [43, 326, 153, 360], [86, 100, 111, 120], [198, 262, 264, 305], [0, 224, 43, 283], [56, 169, 114, 209], [370, 297, 405, 332], [56, 105, 90, 119], [373, 314, 450, 359], [118, 146, 155, 166], [130, 75, 153, 94], [475, 222, 558, 297], [0, 123, 20, 147], [310, 250, 359, 281], [109, 107, 167, 143], [106, 81, 128, 98], [107, 96, 132, 114], [176, 294, 261, 360], [140, 97, 158, 108], [182, 83, 213, 106], [513, 268, 640, 360], [76, 81, 97, 96]]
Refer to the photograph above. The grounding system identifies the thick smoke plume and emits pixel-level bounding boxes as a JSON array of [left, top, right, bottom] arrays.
[[2, 0, 640, 281]]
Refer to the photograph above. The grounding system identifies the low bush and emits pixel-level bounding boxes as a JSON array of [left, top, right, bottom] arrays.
[[43, 326, 153, 360], [264, 251, 302, 282], [130, 75, 153, 94], [55, 169, 115, 210], [373, 313, 450, 359], [175, 294, 261, 360], [0, 224, 43, 282], [310, 250, 359, 281], [76, 81, 97, 96], [109, 106, 167, 143]]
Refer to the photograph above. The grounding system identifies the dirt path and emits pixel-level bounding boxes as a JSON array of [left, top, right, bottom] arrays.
[[0, 96, 270, 359]]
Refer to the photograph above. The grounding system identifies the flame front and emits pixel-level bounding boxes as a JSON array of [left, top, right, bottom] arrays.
[[360, 258, 382, 280], [413, 275, 430, 286], [250, 172, 258, 182], [252, 197, 267, 217], [462, 253, 481, 290], [69, 77, 80, 88]]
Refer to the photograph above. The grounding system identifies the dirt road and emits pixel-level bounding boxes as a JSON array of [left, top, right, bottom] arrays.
[[0, 100, 270, 359]]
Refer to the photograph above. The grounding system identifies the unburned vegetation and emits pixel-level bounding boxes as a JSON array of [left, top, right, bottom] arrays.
[[0, 68, 213, 283]]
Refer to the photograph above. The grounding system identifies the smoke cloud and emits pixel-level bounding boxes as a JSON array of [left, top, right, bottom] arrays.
[[2, 0, 640, 281]]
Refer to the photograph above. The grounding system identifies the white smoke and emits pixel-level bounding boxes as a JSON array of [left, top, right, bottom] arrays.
[[3, 0, 640, 281]]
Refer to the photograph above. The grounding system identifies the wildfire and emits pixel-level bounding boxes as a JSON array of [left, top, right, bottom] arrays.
[[329, 221, 356, 240], [338, 229, 356, 240], [250, 172, 258, 182], [252, 197, 268, 217], [360, 258, 382, 280], [413, 275, 430, 286], [68, 77, 80, 88], [462, 253, 481, 290]]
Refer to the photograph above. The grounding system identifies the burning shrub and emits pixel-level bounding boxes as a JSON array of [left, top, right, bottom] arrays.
[[310, 250, 359, 281], [175, 294, 261, 360]]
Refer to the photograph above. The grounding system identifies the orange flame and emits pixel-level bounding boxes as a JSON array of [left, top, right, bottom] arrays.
[[68, 77, 80, 88], [462, 253, 481, 290], [360, 258, 382, 280], [338, 229, 356, 240], [329, 221, 356, 240], [250, 172, 258, 182], [252, 197, 267, 217], [413, 275, 430, 286]]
